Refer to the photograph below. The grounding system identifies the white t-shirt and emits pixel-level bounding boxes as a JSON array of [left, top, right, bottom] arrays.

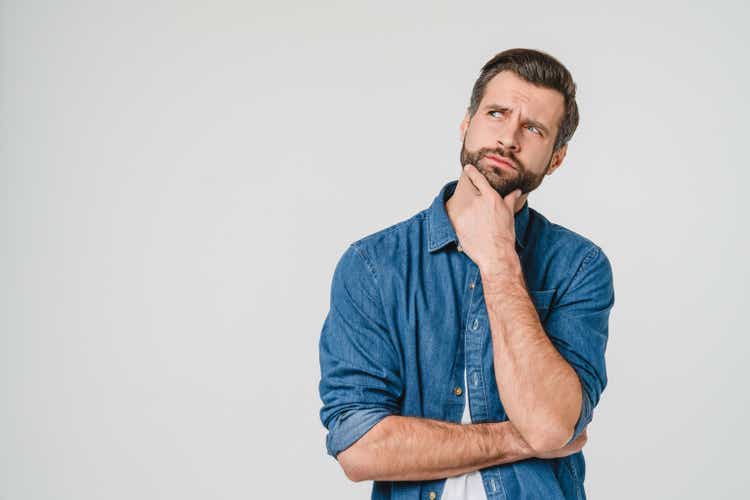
[[439, 368, 489, 500]]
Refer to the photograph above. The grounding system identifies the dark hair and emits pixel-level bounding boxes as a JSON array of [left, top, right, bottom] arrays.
[[468, 48, 579, 152]]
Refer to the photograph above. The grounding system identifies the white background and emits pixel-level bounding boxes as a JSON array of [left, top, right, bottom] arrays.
[[2, 1, 749, 498]]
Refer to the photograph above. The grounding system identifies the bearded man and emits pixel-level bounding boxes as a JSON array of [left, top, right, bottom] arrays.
[[318, 48, 615, 500]]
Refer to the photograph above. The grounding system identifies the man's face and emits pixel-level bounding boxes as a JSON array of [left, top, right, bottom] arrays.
[[460, 70, 568, 197]]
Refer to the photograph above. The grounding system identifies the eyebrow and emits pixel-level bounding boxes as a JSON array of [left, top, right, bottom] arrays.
[[483, 103, 552, 136]]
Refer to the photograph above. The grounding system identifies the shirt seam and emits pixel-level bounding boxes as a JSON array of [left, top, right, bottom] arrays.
[[354, 211, 428, 250], [564, 244, 601, 297], [350, 242, 404, 380]]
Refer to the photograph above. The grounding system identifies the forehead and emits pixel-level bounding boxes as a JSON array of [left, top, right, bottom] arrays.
[[480, 70, 565, 128]]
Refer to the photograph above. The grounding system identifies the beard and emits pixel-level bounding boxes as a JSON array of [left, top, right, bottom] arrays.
[[459, 137, 552, 198]]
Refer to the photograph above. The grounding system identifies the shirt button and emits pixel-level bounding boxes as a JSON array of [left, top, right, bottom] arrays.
[[429, 492, 437, 500], [454, 386, 463, 396], [457, 244, 463, 253], [472, 319, 479, 330], [469, 282, 475, 289]]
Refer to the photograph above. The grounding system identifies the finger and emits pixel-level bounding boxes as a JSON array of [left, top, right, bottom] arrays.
[[504, 188, 523, 211], [459, 164, 481, 195], [463, 164, 493, 196]]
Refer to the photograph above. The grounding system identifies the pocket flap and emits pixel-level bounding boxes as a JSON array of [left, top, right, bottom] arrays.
[[528, 288, 556, 311]]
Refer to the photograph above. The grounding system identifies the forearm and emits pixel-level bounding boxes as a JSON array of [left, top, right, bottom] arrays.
[[337, 415, 534, 482], [481, 258, 582, 451]]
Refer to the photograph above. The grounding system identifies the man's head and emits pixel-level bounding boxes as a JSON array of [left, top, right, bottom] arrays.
[[459, 48, 579, 197]]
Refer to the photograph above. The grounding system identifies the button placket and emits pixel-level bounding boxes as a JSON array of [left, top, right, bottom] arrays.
[[464, 267, 488, 422]]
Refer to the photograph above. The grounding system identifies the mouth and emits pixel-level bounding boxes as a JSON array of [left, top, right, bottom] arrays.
[[485, 154, 516, 171]]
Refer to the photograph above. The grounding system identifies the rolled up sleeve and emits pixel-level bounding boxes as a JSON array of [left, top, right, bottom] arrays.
[[543, 245, 615, 445], [318, 243, 403, 459]]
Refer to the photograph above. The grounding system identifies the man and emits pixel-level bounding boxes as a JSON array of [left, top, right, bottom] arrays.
[[318, 48, 615, 500]]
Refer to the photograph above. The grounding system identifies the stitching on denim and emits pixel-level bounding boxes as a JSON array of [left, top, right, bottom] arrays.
[[499, 474, 508, 499], [351, 243, 378, 281], [463, 266, 478, 333], [426, 204, 434, 249], [355, 210, 427, 249], [566, 458, 584, 500], [529, 289, 555, 323], [449, 269, 473, 424], [470, 267, 493, 420], [463, 267, 476, 419], [555, 244, 600, 301], [489, 473, 508, 499], [574, 245, 600, 284], [349, 243, 404, 384], [477, 316, 491, 419]]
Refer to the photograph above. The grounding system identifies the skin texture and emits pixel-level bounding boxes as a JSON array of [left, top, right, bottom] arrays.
[[337, 416, 587, 482], [336, 70, 588, 482]]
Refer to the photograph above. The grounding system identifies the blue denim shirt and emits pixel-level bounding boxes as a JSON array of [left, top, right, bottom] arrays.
[[318, 179, 615, 499]]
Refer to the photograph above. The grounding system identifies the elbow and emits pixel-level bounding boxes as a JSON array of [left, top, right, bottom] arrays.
[[525, 393, 582, 453], [525, 425, 574, 454], [337, 442, 370, 482], [330, 413, 395, 482]]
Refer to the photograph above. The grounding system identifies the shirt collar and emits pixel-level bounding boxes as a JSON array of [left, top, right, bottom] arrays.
[[427, 179, 531, 253]]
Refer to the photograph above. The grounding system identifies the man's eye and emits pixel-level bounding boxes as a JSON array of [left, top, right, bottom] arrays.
[[489, 110, 503, 118], [527, 125, 541, 135]]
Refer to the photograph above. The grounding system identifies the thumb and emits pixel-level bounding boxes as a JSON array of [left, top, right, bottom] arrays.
[[505, 188, 523, 210]]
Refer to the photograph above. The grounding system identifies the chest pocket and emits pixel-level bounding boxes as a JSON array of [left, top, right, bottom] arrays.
[[528, 289, 556, 323]]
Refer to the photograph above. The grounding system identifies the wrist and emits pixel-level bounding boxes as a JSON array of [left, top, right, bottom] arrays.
[[492, 421, 535, 463], [479, 257, 525, 295], [479, 243, 520, 274]]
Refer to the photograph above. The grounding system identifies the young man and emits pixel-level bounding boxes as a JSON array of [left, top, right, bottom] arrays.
[[318, 48, 615, 500]]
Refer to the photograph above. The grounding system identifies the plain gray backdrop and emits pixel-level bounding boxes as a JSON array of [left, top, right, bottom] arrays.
[[2, 1, 749, 498]]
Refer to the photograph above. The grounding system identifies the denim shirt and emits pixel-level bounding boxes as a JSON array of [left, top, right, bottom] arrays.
[[318, 179, 615, 500]]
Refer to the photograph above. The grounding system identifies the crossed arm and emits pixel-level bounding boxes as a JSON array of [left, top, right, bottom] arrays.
[[319, 243, 613, 483], [479, 245, 615, 452], [336, 415, 587, 482], [481, 255, 583, 452]]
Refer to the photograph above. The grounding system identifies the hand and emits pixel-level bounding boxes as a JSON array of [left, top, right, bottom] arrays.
[[448, 164, 523, 273], [534, 428, 588, 459]]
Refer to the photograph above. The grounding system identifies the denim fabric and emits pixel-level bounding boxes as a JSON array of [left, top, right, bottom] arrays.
[[318, 179, 615, 500]]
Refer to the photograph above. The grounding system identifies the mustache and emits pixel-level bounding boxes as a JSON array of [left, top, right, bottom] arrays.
[[480, 148, 519, 166]]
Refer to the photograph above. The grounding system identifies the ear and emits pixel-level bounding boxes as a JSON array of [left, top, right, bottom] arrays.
[[459, 111, 471, 141], [546, 144, 568, 176]]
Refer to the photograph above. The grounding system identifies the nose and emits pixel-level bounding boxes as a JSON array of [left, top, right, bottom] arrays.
[[497, 120, 521, 153]]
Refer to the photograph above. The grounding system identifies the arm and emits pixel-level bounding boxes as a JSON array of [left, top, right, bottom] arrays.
[[337, 415, 534, 482], [339, 416, 589, 482], [481, 245, 614, 452], [481, 256, 581, 452]]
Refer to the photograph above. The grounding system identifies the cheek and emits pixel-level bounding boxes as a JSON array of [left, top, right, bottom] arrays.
[[464, 126, 492, 149], [525, 146, 553, 170]]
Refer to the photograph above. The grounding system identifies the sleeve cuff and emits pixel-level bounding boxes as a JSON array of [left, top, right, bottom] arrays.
[[566, 388, 594, 446], [326, 407, 394, 458]]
